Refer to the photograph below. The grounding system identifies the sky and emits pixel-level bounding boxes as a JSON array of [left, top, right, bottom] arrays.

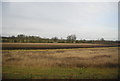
[[2, 2, 118, 40]]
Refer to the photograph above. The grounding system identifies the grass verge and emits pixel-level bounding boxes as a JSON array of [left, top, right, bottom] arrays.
[[3, 65, 118, 79]]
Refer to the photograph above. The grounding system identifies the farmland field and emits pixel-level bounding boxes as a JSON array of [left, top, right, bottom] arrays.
[[1, 43, 119, 79], [2, 43, 118, 50]]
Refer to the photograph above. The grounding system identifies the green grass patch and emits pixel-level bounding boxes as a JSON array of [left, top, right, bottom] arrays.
[[2, 65, 118, 79]]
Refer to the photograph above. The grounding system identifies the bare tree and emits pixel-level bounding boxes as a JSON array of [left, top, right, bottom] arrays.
[[52, 37, 58, 43], [100, 38, 105, 41], [67, 34, 76, 43]]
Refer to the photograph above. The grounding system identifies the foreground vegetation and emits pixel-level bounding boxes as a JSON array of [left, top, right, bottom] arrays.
[[2, 47, 119, 79], [3, 66, 118, 79]]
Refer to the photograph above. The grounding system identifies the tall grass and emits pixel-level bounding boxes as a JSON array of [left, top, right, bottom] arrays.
[[3, 47, 118, 68], [2, 47, 119, 79]]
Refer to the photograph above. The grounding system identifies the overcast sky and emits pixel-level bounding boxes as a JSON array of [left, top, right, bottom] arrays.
[[2, 2, 118, 40]]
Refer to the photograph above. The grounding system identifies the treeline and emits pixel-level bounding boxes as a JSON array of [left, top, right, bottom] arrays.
[[1, 34, 119, 44]]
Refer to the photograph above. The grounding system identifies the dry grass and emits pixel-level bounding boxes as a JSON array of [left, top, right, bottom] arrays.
[[2, 47, 119, 68]]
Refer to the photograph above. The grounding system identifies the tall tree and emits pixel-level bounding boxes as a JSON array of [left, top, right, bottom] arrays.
[[52, 37, 58, 43], [67, 34, 76, 43]]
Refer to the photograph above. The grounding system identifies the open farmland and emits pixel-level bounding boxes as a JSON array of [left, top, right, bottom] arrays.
[[2, 43, 119, 50], [2, 43, 119, 79], [2, 1, 119, 80]]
